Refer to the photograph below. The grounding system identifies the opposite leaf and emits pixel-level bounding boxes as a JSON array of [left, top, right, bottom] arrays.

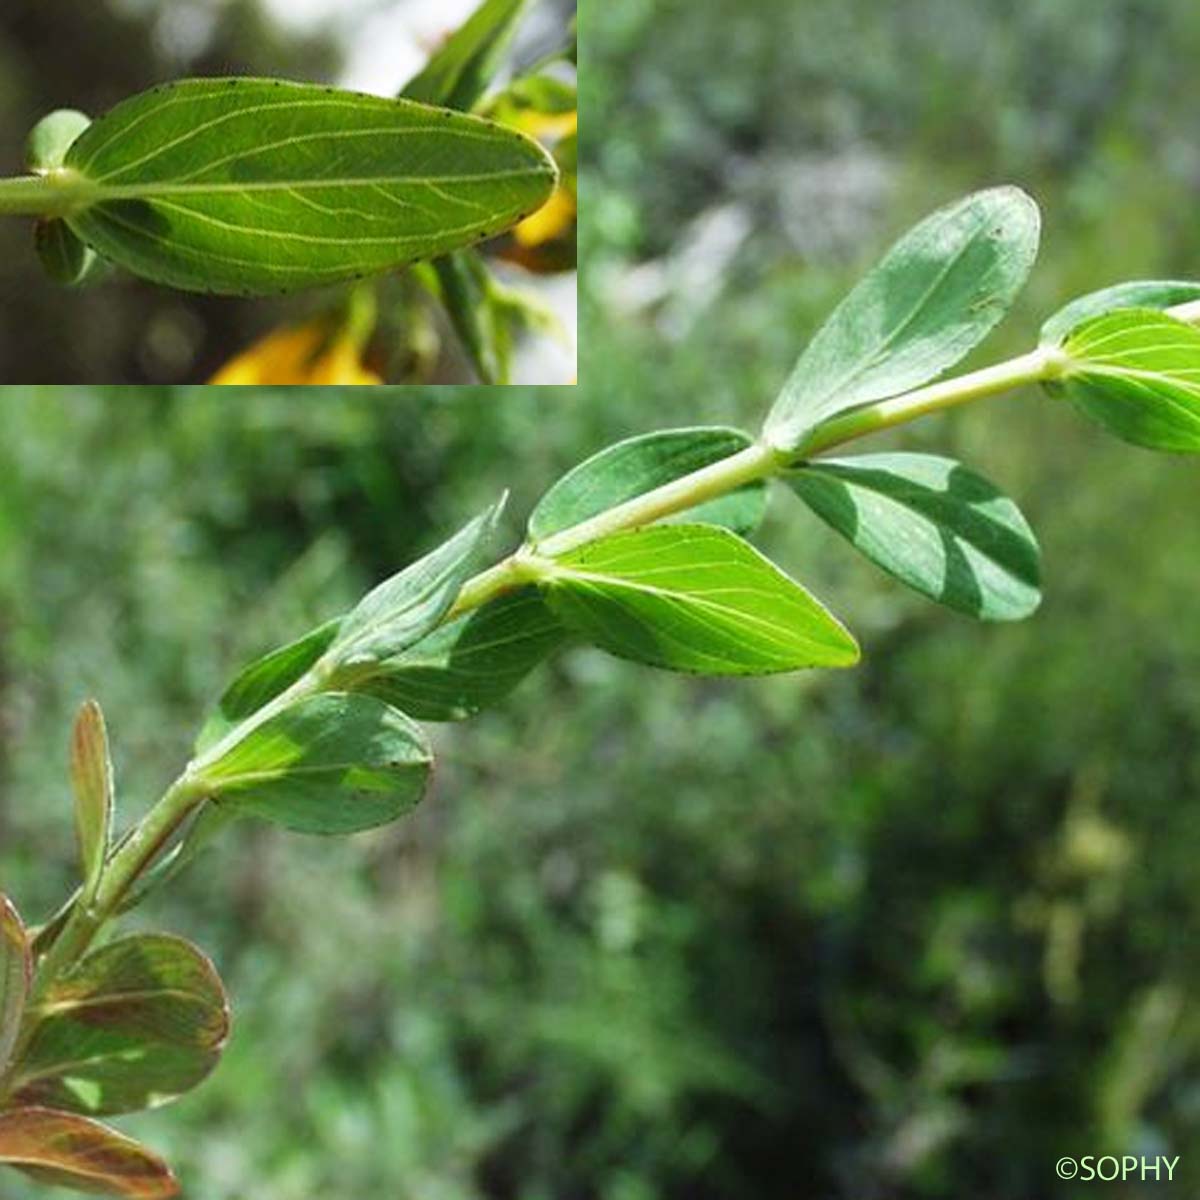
[[402, 0, 534, 112], [70, 700, 114, 903], [200, 692, 432, 835], [543, 524, 859, 675], [360, 587, 567, 721], [330, 499, 506, 667], [529, 427, 769, 543], [787, 453, 1041, 621], [1060, 308, 1200, 452], [0, 1108, 178, 1199], [764, 187, 1040, 452], [0, 894, 31, 1078], [1040, 280, 1200, 347], [11, 934, 229, 1117], [61, 79, 556, 295]]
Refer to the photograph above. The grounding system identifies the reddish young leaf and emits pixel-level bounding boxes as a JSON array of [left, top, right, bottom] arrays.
[[70, 700, 114, 902], [12, 934, 230, 1116], [0, 893, 31, 1076], [0, 1107, 179, 1198]]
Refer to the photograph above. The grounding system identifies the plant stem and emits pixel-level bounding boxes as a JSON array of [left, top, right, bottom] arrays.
[[0, 172, 89, 218], [794, 346, 1068, 456]]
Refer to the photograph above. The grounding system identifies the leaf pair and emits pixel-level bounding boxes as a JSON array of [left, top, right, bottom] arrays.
[[1, 901, 217, 1197], [191, 498, 557, 834]]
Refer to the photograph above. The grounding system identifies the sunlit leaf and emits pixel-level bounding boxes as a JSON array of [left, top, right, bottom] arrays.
[[529, 427, 768, 543], [195, 617, 341, 755], [357, 588, 566, 721], [329, 498, 505, 667], [0, 1107, 178, 1198], [543, 524, 859, 675], [788, 453, 1041, 620], [1059, 308, 1200, 452], [59, 79, 556, 295], [401, 0, 534, 112], [1040, 280, 1200, 346], [0, 894, 31, 1077], [199, 692, 432, 835], [11, 935, 229, 1117], [764, 187, 1040, 452], [70, 700, 114, 902]]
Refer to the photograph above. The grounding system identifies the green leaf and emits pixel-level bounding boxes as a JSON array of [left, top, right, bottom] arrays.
[[70, 701, 114, 903], [543, 524, 859, 675], [0, 894, 31, 1078], [528, 428, 769, 543], [1060, 308, 1200, 452], [1040, 280, 1200, 347], [401, 0, 533, 112], [431, 250, 513, 384], [0, 1108, 179, 1198], [11, 935, 229, 1118], [61, 78, 557, 295], [26, 110, 92, 172], [330, 498, 505, 666], [787, 453, 1041, 621], [764, 187, 1041, 452], [359, 588, 566, 721], [195, 616, 341, 754], [200, 693, 432, 835]]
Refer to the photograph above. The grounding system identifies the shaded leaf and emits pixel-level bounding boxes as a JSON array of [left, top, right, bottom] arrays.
[[1060, 308, 1200, 452], [788, 453, 1041, 621], [70, 701, 114, 902], [543, 524, 859, 675], [61, 79, 556, 295], [431, 250, 513, 384], [764, 187, 1040, 452], [200, 693, 432, 835], [0, 1108, 178, 1198], [402, 0, 533, 112], [330, 499, 505, 666], [195, 617, 341, 755], [0, 894, 31, 1077], [529, 427, 768, 543], [35, 220, 103, 287], [1040, 280, 1200, 347], [12, 935, 228, 1117], [359, 588, 566, 721]]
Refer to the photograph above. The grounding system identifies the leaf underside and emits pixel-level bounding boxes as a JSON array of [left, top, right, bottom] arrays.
[[544, 524, 860, 675], [528, 427, 769, 542], [1062, 308, 1200, 452], [788, 453, 1041, 620], [63, 78, 557, 295], [765, 186, 1041, 451]]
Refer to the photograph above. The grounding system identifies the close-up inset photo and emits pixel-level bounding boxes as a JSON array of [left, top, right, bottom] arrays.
[[0, 0, 577, 385]]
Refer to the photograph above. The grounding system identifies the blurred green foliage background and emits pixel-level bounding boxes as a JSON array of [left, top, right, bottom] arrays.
[[3, 0, 1200, 1196]]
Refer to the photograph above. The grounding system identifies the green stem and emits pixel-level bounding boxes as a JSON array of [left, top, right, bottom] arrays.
[[0, 171, 90, 218], [795, 345, 1068, 457]]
